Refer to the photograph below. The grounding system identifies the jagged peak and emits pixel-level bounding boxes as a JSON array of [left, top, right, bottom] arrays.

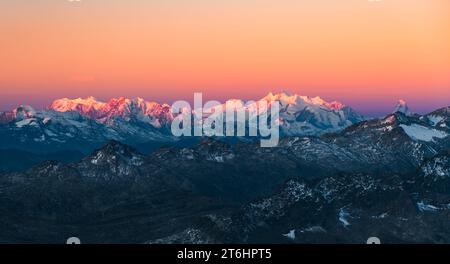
[[48, 96, 170, 123], [73, 96, 99, 104], [327, 101, 346, 110], [105, 97, 131, 106], [393, 99, 412, 116], [380, 113, 399, 125], [261, 91, 346, 110], [87, 140, 144, 165]]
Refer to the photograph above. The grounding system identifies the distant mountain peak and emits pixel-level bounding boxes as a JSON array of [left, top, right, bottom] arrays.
[[262, 91, 299, 105], [262, 92, 346, 110], [259, 92, 363, 136], [87, 140, 144, 167], [0, 105, 36, 124], [393, 99, 412, 116], [50, 97, 106, 117]]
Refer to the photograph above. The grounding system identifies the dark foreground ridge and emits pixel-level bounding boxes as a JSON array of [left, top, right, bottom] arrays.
[[0, 129, 450, 243]]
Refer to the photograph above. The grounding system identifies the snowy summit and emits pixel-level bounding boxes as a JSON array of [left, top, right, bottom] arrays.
[[393, 99, 412, 116]]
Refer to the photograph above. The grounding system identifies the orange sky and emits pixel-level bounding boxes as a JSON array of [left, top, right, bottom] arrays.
[[1, 0, 449, 115]]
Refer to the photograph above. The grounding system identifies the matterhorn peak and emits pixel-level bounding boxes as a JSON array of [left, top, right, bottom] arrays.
[[393, 99, 412, 116]]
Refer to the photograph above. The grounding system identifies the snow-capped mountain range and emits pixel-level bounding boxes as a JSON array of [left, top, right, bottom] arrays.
[[48, 92, 365, 136], [49, 96, 174, 128], [1, 92, 449, 160], [0, 92, 365, 153]]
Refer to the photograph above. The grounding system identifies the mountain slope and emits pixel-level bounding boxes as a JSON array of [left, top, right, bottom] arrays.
[[0, 141, 231, 243], [162, 152, 450, 244], [1, 135, 450, 243], [0, 104, 177, 154], [261, 92, 364, 136], [423, 106, 450, 132]]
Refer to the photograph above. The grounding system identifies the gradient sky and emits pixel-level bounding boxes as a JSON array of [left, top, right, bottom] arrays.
[[1, 0, 449, 116]]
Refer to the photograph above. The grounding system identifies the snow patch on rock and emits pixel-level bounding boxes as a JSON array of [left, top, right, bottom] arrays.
[[400, 124, 448, 142]]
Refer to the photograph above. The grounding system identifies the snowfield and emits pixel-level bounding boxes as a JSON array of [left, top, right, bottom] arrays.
[[400, 124, 448, 142]]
